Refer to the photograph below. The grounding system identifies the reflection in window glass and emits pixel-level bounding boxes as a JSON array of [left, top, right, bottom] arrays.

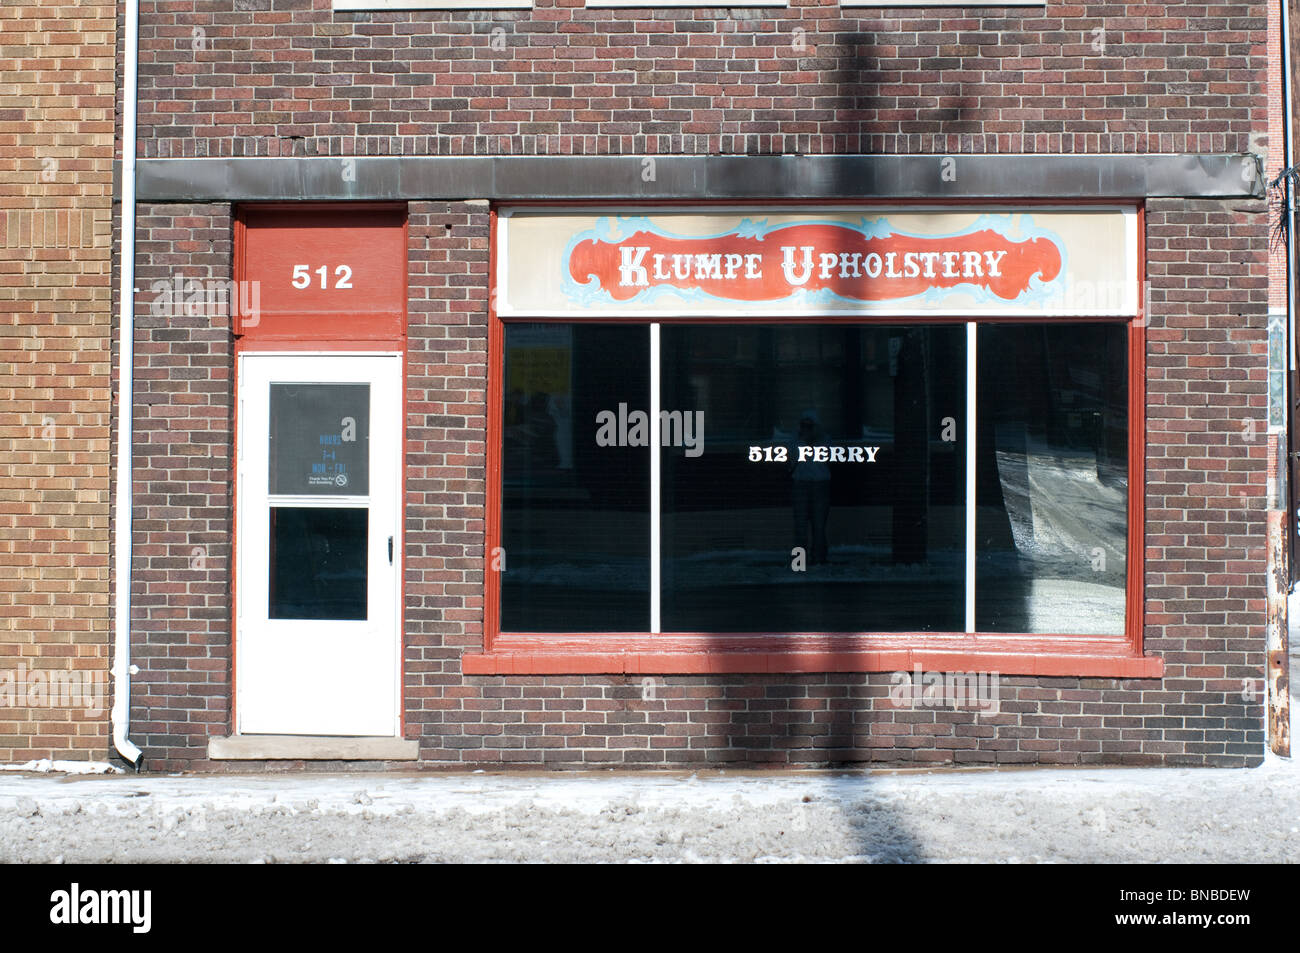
[[976, 324, 1127, 634], [269, 507, 368, 620], [501, 324, 650, 631], [660, 325, 965, 633]]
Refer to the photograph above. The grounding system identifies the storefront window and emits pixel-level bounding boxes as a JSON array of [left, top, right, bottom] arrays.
[[499, 320, 1128, 636], [660, 324, 965, 632], [491, 206, 1139, 655], [976, 323, 1128, 635], [501, 325, 650, 632]]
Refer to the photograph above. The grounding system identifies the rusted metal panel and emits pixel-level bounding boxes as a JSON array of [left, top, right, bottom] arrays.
[[1267, 509, 1291, 757]]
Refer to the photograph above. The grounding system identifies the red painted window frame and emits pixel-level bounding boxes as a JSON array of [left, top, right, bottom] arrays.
[[230, 202, 411, 736], [466, 200, 1160, 679]]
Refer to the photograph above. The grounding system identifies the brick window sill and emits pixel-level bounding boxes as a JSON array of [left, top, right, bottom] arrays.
[[463, 634, 1164, 678]]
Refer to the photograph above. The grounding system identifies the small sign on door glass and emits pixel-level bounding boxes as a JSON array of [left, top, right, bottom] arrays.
[[269, 383, 370, 495]]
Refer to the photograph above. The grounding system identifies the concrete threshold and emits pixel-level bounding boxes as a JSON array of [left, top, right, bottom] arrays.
[[208, 735, 419, 761]]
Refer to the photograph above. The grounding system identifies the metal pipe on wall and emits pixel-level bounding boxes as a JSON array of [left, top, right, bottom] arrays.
[[112, 0, 143, 769]]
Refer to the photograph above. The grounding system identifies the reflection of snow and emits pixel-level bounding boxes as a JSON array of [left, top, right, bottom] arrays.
[[507, 553, 649, 590], [669, 545, 965, 586], [978, 549, 1124, 635], [994, 443, 1126, 582], [511, 542, 1125, 632], [988, 440, 1126, 634], [507, 544, 965, 591], [1020, 578, 1122, 634]]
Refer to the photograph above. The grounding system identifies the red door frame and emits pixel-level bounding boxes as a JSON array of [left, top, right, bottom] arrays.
[[230, 202, 410, 736], [469, 199, 1158, 678]]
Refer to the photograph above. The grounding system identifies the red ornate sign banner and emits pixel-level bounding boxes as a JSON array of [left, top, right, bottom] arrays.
[[497, 208, 1139, 317], [568, 224, 1063, 303]]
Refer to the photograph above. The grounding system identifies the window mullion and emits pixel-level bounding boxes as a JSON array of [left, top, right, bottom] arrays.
[[966, 321, 977, 635], [650, 321, 662, 634]]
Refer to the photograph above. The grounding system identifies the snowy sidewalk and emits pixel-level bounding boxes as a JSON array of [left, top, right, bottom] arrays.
[[7, 602, 1300, 865], [2, 757, 1298, 863]]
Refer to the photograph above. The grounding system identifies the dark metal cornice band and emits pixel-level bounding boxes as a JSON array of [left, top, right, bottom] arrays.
[[119, 153, 1264, 202]]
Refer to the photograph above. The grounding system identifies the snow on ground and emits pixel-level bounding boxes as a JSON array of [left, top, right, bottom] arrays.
[[0, 595, 1295, 864], [0, 760, 122, 775], [1, 758, 1299, 863]]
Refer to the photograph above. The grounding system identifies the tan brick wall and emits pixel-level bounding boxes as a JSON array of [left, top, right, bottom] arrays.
[[0, 0, 115, 762]]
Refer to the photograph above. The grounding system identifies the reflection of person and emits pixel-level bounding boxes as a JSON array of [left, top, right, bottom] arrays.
[[504, 390, 559, 474], [505, 388, 526, 426], [789, 410, 830, 565], [522, 392, 559, 469]]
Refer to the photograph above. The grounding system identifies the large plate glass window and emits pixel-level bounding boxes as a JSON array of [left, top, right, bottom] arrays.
[[499, 321, 1127, 636]]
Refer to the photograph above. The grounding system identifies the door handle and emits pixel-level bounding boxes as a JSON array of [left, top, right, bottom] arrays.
[[388, 536, 394, 565]]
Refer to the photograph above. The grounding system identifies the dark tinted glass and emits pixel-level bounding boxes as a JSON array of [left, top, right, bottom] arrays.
[[269, 507, 368, 620], [975, 323, 1127, 634], [660, 325, 965, 632], [500, 324, 650, 631], [269, 383, 370, 495]]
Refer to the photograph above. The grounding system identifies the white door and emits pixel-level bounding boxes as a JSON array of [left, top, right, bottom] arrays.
[[236, 352, 402, 736]]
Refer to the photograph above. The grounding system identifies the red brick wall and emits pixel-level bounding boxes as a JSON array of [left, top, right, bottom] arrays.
[[406, 201, 494, 757], [122, 196, 1269, 771], [129, 2, 1265, 159], [1142, 197, 1270, 763], [122, 204, 235, 769], [117, 1, 1273, 770]]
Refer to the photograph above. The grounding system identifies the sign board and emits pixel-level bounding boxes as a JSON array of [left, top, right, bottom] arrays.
[[268, 383, 370, 495], [237, 206, 407, 340], [497, 207, 1139, 318]]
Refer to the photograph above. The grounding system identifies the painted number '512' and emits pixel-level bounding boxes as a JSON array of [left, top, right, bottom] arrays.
[[291, 264, 353, 290]]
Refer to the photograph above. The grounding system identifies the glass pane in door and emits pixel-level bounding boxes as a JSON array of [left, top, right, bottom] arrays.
[[269, 383, 371, 495], [268, 507, 369, 620]]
